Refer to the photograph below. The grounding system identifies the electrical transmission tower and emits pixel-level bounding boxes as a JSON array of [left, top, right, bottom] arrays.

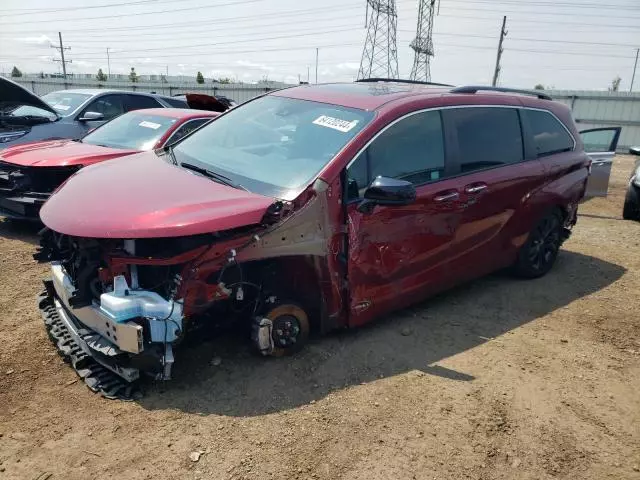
[[410, 0, 437, 82], [357, 0, 399, 80]]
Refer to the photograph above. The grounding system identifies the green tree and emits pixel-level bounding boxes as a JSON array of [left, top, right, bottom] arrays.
[[215, 77, 231, 84], [129, 67, 138, 83], [534, 84, 545, 90], [11, 66, 22, 78], [96, 68, 107, 81], [196, 71, 205, 84]]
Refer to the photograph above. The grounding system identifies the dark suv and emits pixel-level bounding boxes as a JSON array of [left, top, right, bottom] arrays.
[[35, 80, 618, 399]]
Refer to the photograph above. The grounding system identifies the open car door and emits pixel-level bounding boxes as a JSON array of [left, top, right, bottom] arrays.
[[581, 127, 621, 198]]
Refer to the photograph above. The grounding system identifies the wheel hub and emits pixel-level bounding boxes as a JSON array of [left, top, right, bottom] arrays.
[[272, 314, 301, 347]]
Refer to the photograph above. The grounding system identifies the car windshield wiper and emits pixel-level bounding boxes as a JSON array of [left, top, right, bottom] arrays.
[[180, 162, 249, 192]]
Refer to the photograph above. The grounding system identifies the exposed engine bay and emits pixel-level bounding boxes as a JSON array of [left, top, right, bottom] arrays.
[[0, 161, 79, 219], [34, 182, 346, 399]]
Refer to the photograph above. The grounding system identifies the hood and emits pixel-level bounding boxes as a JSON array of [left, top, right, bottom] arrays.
[[40, 151, 275, 238], [0, 76, 59, 117], [184, 93, 230, 113], [0, 139, 137, 167]]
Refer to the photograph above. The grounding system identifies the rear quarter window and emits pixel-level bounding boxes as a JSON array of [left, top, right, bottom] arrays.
[[523, 109, 574, 157], [446, 107, 524, 173]]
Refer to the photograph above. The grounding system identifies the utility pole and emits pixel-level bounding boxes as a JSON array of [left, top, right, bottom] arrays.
[[106, 48, 111, 78], [492, 16, 507, 87], [315, 48, 319, 84], [51, 31, 72, 79], [631, 48, 639, 92]]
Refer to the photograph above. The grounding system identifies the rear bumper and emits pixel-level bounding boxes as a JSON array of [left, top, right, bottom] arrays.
[[0, 192, 48, 221]]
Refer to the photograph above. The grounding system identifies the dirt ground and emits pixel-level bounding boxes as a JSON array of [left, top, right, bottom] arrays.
[[0, 156, 639, 480]]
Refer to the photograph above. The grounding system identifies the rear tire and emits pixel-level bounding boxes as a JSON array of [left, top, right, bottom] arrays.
[[622, 185, 640, 221], [513, 210, 563, 279]]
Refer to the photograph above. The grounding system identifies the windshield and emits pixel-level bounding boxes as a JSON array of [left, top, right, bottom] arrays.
[[83, 112, 178, 150], [11, 92, 91, 119], [172, 96, 373, 199]]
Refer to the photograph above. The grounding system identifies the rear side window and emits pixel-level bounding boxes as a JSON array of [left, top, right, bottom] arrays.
[[446, 107, 523, 173], [523, 109, 574, 157], [346, 110, 445, 200], [165, 118, 211, 145], [125, 94, 163, 111], [83, 94, 125, 121]]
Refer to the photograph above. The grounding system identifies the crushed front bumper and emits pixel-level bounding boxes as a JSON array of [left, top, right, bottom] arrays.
[[37, 282, 142, 400]]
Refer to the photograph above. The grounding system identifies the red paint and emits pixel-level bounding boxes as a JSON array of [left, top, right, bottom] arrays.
[[41, 84, 590, 332], [40, 152, 274, 238], [0, 140, 139, 167]]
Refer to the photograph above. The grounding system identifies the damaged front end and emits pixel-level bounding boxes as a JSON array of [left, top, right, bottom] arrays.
[[0, 161, 79, 220], [34, 181, 346, 399]]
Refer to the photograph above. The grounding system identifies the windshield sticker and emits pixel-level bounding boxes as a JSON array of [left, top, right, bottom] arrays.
[[139, 121, 162, 130], [312, 115, 359, 133], [52, 104, 71, 111]]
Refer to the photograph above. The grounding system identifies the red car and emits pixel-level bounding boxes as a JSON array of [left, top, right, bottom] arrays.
[[34, 81, 618, 399], [0, 108, 218, 220]]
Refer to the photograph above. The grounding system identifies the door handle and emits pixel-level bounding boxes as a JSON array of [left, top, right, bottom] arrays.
[[434, 191, 460, 202], [464, 183, 488, 194]]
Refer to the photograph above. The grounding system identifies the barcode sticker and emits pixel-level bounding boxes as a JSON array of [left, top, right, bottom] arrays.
[[139, 121, 162, 129], [312, 115, 359, 133]]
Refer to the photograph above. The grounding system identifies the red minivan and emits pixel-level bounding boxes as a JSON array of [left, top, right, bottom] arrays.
[[34, 81, 619, 399]]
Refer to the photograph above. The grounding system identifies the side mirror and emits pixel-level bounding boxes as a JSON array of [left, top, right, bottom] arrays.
[[358, 176, 416, 213], [78, 111, 104, 122], [629, 146, 640, 156]]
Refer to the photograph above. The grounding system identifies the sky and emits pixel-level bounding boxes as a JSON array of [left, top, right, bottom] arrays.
[[0, 0, 639, 90]]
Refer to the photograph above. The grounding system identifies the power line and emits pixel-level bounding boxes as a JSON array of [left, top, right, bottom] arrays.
[[441, 5, 640, 21], [21, 18, 363, 43], [69, 27, 361, 58], [40, 41, 638, 63], [445, 0, 640, 10], [0, 0, 264, 25], [0, 0, 171, 16], [438, 13, 640, 29], [0, 4, 364, 34]]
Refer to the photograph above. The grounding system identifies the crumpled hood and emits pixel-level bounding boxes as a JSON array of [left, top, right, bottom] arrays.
[[40, 151, 275, 238], [0, 139, 137, 167], [0, 76, 58, 117]]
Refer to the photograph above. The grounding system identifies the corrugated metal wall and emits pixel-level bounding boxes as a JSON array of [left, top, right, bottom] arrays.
[[548, 90, 640, 152]]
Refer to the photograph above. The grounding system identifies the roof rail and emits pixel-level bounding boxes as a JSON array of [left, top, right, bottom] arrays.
[[356, 78, 454, 88], [450, 85, 552, 101]]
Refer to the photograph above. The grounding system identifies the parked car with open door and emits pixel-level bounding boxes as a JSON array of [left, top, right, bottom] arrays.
[[623, 146, 640, 220], [579, 127, 622, 198]]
